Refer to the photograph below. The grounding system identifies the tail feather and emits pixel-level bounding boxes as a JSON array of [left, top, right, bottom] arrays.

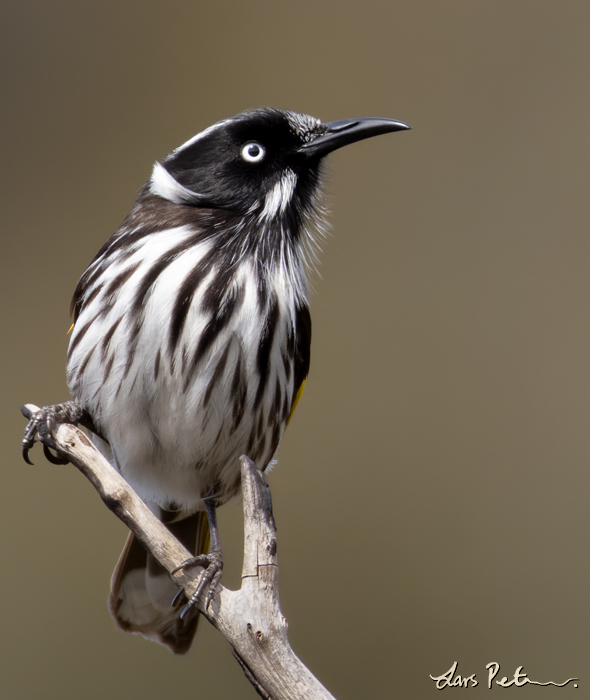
[[108, 510, 210, 655]]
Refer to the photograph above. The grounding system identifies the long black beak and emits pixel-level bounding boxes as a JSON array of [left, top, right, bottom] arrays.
[[298, 117, 410, 158]]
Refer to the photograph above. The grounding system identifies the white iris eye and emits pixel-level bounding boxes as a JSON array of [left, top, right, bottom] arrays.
[[241, 141, 265, 163]]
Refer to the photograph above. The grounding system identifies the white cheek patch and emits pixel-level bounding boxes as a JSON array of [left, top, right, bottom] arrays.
[[149, 162, 202, 205], [261, 169, 297, 220]]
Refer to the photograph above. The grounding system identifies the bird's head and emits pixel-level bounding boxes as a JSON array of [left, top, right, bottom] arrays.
[[149, 107, 410, 220]]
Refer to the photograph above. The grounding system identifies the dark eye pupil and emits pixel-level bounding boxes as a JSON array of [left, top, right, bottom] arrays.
[[248, 145, 260, 157]]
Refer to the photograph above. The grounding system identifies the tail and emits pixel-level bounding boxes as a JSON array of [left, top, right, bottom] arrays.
[[108, 510, 210, 655]]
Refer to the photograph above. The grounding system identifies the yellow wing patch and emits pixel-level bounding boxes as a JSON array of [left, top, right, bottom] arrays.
[[67, 323, 75, 334], [286, 379, 306, 426]]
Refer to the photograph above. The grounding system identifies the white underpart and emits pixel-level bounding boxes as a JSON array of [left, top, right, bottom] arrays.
[[67, 235, 297, 512], [260, 169, 297, 221], [149, 162, 203, 205]]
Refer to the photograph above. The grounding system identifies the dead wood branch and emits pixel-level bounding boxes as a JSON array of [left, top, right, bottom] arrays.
[[21, 404, 336, 700]]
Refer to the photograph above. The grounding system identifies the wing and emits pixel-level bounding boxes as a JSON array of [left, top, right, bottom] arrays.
[[287, 304, 311, 425]]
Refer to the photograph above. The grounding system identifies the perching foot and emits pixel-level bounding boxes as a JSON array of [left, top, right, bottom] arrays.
[[21, 401, 84, 465]]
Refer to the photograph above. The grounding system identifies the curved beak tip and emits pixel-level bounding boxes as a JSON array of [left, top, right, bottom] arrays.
[[300, 116, 411, 157]]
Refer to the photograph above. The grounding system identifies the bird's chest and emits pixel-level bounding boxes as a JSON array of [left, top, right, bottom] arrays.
[[68, 253, 298, 493]]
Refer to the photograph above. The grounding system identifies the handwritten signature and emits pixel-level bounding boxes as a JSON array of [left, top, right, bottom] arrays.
[[430, 661, 578, 689]]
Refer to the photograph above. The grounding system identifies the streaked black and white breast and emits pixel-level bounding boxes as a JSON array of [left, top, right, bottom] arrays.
[[66, 108, 325, 513]]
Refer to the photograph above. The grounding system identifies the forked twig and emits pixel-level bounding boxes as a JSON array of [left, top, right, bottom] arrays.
[[21, 404, 336, 700]]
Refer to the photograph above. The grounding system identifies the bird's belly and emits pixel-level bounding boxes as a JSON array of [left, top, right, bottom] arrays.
[[103, 384, 255, 511], [67, 267, 296, 512]]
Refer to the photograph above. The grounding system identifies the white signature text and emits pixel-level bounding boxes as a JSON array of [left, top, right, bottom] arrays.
[[430, 661, 578, 689]]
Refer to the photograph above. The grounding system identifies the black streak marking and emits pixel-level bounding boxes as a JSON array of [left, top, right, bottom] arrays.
[[272, 376, 282, 419], [120, 316, 143, 383], [100, 317, 123, 360], [256, 434, 267, 463], [73, 284, 102, 321], [186, 283, 245, 384], [282, 393, 290, 422], [246, 428, 256, 456], [169, 250, 216, 356], [123, 239, 202, 381], [69, 344, 97, 394], [270, 421, 281, 461], [154, 348, 161, 380], [282, 347, 292, 382], [103, 261, 142, 300], [211, 424, 225, 452], [67, 310, 103, 360], [69, 185, 245, 322], [103, 355, 115, 383], [256, 410, 265, 440], [131, 249, 178, 314], [203, 343, 231, 407], [253, 294, 280, 409], [230, 345, 247, 432]]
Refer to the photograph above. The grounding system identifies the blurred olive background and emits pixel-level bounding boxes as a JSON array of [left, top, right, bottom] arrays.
[[2, 1, 590, 698]]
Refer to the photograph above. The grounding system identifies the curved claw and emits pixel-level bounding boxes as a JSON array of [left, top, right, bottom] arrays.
[[171, 551, 223, 617], [20, 401, 84, 466], [170, 554, 209, 576], [22, 443, 34, 466], [171, 588, 187, 608], [43, 443, 70, 465]]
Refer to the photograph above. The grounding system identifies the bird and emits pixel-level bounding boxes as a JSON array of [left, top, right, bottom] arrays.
[[22, 107, 410, 654]]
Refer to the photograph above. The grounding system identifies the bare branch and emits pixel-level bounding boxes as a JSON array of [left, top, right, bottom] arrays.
[[22, 405, 336, 700]]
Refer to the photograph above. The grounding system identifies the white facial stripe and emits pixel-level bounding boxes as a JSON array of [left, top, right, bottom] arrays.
[[172, 118, 231, 155], [261, 170, 297, 220], [149, 162, 202, 205]]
